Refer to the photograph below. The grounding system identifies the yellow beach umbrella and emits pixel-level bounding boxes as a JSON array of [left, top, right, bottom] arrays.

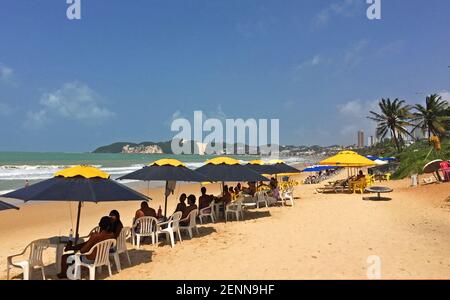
[[55, 165, 109, 179], [204, 156, 241, 165], [150, 158, 187, 167], [249, 159, 265, 165], [319, 151, 376, 167]]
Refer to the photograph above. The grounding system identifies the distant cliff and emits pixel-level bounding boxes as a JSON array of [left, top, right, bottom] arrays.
[[93, 141, 173, 154], [122, 144, 163, 154], [93, 140, 282, 155]]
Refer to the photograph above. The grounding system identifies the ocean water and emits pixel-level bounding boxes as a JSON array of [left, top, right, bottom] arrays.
[[0, 152, 307, 194]]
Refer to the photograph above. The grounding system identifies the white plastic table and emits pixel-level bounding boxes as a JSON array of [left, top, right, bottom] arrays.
[[48, 236, 84, 273]]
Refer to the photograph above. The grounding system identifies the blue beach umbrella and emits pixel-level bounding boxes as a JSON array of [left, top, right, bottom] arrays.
[[0, 200, 19, 211], [1, 165, 149, 243], [302, 165, 337, 172]]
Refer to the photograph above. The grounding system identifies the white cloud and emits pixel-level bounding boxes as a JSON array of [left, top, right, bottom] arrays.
[[338, 99, 379, 142], [0, 63, 13, 82], [25, 81, 114, 127], [165, 109, 184, 126], [25, 110, 48, 128], [439, 90, 450, 102], [297, 55, 324, 70], [207, 104, 227, 121], [295, 54, 332, 72], [282, 100, 295, 110], [313, 0, 362, 28], [377, 40, 405, 56], [0, 102, 13, 116], [344, 39, 369, 67]]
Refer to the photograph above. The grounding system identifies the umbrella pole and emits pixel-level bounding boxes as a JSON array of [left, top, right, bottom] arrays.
[[164, 181, 168, 219], [222, 181, 225, 196], [74, 201, 82, 245]]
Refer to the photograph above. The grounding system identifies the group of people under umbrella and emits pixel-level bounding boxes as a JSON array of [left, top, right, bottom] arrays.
[[0, 157, 301, 279]]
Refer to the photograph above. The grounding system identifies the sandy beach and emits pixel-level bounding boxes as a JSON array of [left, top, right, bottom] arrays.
[[1, 172, 450, 280]]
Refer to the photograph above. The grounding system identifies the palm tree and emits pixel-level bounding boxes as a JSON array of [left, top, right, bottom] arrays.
[[412, 94, 449, 138], [367, 98, 413, 152]]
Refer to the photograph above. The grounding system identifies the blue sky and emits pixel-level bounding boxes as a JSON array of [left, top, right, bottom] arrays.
[[0, 0, 449, 152]]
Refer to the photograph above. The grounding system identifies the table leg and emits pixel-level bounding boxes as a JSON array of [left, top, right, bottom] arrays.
[[55, 244, 64, 273]]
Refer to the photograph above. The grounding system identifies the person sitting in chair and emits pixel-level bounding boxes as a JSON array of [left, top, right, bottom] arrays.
[[181, 194, 198, 226], [174, 193, 187, 214], [356, 170, 366, 180], [109, 210, 123, 239], [199, 187, 213, 210], [57, 216, 114, 279], [135, 201, 157, 219]]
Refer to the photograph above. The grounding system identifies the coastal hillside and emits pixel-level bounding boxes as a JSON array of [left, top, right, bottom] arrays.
[[359, 138, 450, 179], [93, 141, 174, 154], [93, 140, 282, 155]]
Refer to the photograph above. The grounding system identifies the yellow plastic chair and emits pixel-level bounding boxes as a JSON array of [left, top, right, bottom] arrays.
[[350, 178, 366, 194], [366, 175, 374, 187]]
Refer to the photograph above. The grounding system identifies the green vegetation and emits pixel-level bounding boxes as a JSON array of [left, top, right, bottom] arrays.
[[412, 94, 450, 137], [359, 138, 450, 179], [392, 138, 450, 179], [364, 94, 450, 179], [368, 98, 414, 152]]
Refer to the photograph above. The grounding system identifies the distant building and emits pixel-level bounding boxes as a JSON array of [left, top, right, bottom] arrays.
[[357, 130, 365, 148], [196, 142, 207, 155], [367, 136, 375, 147]]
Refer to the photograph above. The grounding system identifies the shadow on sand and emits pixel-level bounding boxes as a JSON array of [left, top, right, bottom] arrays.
[[20, 249, 154, 280], [362, 196, 392, 201]]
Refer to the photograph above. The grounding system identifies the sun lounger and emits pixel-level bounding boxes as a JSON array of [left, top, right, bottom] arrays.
[[422, 176, 438, 185], [316, 180, 347, 193]]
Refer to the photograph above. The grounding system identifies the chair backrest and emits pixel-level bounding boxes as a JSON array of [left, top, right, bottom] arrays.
[[92, 239, 116, 266], [188, 209, 198, 227], [90, 226, 101, 235], [256, 191, 265, 201], [171, 211, 183, 230], [234, 198, 243, 210], [116, 227, 130, 253], [134, 216, 158, 234], [207, 199, 215, 210], [28, 239, 49, 267]]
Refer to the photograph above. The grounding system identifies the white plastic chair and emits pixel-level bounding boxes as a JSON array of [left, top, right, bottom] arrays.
[[255, 191, 268, 208], [80, 226, 100, 240], [199, 200, 215, 224], [281, 188, 294, 206], [131, 216, 158, 248], [69, 238, 116, 280], [7, 238, 49, 280], [156, 211, 182, 248], [180, 209, 199, 238], [110, 227, 131, 272], [225, 199, 244, 221]]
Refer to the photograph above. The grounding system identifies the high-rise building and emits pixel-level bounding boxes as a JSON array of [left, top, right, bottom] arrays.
[[368, 136, 374, 147], [357, 130, 365, 148]]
